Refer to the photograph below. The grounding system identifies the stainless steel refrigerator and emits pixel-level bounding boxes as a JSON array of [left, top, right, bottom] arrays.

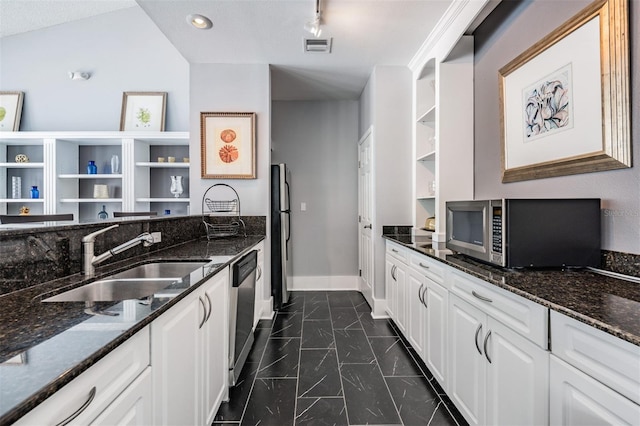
[[270, 164, 291, 310]]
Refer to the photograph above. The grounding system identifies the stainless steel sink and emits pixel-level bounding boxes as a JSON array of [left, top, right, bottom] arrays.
[[42, 261, 210, 303]]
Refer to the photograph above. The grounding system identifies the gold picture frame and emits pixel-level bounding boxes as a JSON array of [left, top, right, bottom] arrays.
[[200, 112, 256, 179], [120, 92, 167, 131], [499, 0, 630, 183], [0, 91, 24, 131]]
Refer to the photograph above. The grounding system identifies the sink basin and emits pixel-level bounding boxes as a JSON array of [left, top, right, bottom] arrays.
[[42, 261, 210, 303]]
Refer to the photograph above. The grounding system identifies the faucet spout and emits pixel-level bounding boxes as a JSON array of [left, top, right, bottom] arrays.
[[92, 233, 155, 266]]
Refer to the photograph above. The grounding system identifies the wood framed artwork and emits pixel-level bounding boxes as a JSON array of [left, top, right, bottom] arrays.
[[499, 0, 630, 183], [120, 92, 167, 131], [200, 112, 256, 179], [0, 92, 24, 131]]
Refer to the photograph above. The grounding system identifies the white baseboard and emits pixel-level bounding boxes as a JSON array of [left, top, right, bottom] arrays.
[[290, 275, 359, 291], [371, 296, 389, 319], [260, 297, 274, 320]]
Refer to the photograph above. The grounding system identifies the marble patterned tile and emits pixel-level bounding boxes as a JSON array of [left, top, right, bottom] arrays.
[[215, 363, 259, 422], [270, 312, 303, 338], [358, 312, 398, 337], [303, 291, 328, 303], [256, 318, 274, 329], [298, 349, 342, 398], [303, 300, 331, 320], [330, 307, 361, 330], [328, 292, 356, 308], [333, 329, 375, 364], [280, 292, 305, 313], [340, 363, 402, 425], [295, 397, 348, 426], [240, 378, 297, 426], [246, 326, 270, 364], [385, 376, 457, 426], [301, 320, 335, 349], [257, 338, 300, 378], [369, 337, 423, 377]]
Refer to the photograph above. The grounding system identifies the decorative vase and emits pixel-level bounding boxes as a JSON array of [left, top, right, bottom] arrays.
[[111, 155, 120, 174], [87, 160, 97, 174], [98, 205, 108, 220], [11, 176, 21, 199], [30, 186, 39, 199], [170, 175, 183, 198]]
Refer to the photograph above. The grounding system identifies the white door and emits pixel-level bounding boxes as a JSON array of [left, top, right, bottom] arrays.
[[424, 279, 448, 389], [407, 271, 425, 357], [485, 318, 549, 426], [358, 128, 374, 300]]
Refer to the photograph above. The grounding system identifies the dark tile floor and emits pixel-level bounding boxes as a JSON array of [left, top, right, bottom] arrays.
[[214, 291, 466, 426]]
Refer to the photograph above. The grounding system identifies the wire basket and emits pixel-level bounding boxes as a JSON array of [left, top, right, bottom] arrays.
[[201, 184, 246, 239]]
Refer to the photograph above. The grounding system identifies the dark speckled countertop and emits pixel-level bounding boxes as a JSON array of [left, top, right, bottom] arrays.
[[383, 234, 640, 347], [0, 235, 264, 426]]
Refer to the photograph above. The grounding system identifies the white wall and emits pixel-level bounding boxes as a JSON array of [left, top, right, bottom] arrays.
[[271, 100, 359, 279], [474, 0, 640, 255], [0, 7, 189, 131]]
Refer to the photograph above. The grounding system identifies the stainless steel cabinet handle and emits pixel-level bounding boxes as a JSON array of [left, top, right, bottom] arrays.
[[391, 249, 398, 253], [256, 265, 262, 281], [474, 324, 483, 355], [483, 330, 492, 363], [421, 285, 428, 308], [419, 262, 430, 269], [199, 296, 206, 329], [364, 224, 372, 229], [472, 291, 493, 303], [56, 386, 96, 426], [205, 293, 213, 323], [391, 265, 397, 281], [418, 283, 424, 305]]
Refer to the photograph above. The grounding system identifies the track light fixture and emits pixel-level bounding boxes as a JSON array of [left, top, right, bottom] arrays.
[[304, 0, 322, 38]]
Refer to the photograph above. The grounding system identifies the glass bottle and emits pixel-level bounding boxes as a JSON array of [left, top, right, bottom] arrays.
[[87, 160, 97, 174], [98, 205, 108, 220], [111, 155, 120, 174], [30, 186, 39, 199], [170, 175, 184, 198]]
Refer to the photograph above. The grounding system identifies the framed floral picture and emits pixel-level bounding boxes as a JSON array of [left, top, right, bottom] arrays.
[[499, 0, 630, 182], [0, 91, 24, 131], [200, 112, 256, 179], [120, 92, 167, 131]]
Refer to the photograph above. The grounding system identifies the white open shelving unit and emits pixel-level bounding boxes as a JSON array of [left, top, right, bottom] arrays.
[[0, 131, 189, 221]]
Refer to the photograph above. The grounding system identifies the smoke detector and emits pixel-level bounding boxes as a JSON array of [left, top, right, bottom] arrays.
[[303, 37, 332, 53]]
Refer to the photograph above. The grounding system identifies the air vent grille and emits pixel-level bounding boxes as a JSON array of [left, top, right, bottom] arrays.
[[303, 38, 332, 53]]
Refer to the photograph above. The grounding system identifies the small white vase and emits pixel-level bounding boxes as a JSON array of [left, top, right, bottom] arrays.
[[170, 175, 184, 198], [111, 154, 120, 174]]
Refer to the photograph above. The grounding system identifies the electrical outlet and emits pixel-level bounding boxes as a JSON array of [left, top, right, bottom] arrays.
[[151, 232, 162, 243], [301, 202, 307, 211]]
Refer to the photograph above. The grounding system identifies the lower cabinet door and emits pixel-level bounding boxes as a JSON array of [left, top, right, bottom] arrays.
[[550, 355, 640, 425], [407, 271, 425, 357], [485, 318, 549, 426], [385, 257, 397, 319], [92, 368, 152, 426], [424, 279, 448, 389], [151, 291, 201, 425]]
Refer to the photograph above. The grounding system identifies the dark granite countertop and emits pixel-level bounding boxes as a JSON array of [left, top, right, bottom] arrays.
[[0, 235, 264, 426], [383, 233, 640, 347]]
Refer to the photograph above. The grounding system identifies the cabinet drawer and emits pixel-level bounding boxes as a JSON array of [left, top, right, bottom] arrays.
[[551, 311, 640, 405], [386, 241, 408, 263], [449, 270, 547, 348], [409, 253, 444, 284], [16, 328, 150, 426]]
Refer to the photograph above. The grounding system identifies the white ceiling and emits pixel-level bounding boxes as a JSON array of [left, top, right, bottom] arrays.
[[0, 0, 455, 100]]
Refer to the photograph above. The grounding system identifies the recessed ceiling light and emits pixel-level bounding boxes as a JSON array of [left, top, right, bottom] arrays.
[[187, 14, 212, 30]]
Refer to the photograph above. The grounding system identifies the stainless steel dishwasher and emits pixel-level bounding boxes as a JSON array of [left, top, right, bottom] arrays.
[[228, 250, 257, 386]]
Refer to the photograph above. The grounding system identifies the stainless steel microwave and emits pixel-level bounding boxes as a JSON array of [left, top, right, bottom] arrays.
[[445, 199, 601, 268]]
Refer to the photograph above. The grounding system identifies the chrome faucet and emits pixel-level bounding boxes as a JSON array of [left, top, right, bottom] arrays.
[[81, 224, 157, 277]]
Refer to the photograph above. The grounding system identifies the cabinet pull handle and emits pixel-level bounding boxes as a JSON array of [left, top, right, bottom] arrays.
[[419, 262, 430, 270], [474, 324, 483, 355], [256, 265, 262, 281], [391, 265, 397, 281], [364, 224, 372, 229], [418, 283, 424, 305], [198, 296, 206, 329], [421, 285, 428, 308], [472, 291, 493, 303], [56, 386, 96, 426], [483, 330, 492, 363], [205, 293, 213, 323], [391, 249, 398, 253]]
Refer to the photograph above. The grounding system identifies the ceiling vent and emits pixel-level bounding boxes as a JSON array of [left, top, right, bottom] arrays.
[[304, 38, 332, 53]]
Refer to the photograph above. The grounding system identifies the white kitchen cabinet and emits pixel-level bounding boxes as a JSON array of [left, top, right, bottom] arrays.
[[254, 241, 265, 326], [407, 271, 426, 356], [448, 293, 549, 426], [151, 266, 229, 426], [550, 355, 640, 425], [423, 276, 448, 389], [385, 244, 408, 333], [15, 328, 150, 426], [91, 368, 152, 426], [385, 257, 397, 319]]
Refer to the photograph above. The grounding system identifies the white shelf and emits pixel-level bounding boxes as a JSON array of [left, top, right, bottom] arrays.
[[60, 198, 123, 203], [0, 198, 45, 203], [0, 162, 45, 168], [417, 151, 436, 162], [58, 174, 123, 179], [416, 196, 436, 201], [135, 162, 190, 168], [417, 105, 436, 125], [136, 198, 191, 203]]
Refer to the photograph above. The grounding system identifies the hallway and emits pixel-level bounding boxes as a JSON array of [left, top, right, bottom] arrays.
[[214, 291, 466, 426]]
